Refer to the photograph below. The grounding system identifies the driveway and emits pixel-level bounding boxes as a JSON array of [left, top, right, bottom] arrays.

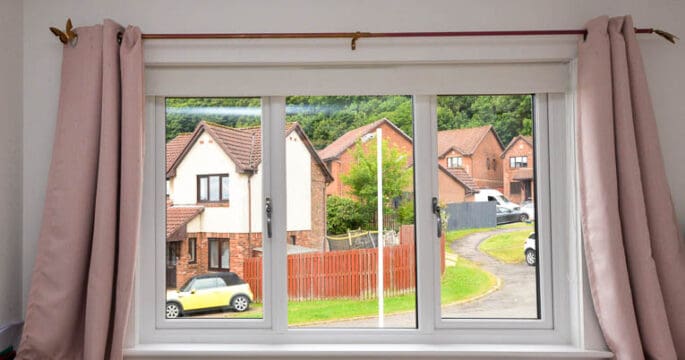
[[313, 226, 536, 328]]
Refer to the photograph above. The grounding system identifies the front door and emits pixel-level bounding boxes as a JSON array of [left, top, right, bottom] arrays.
[[166, 242, 181, 288]]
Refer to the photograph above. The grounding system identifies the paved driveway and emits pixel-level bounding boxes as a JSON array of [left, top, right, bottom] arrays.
[[312, 226, 537, 328]]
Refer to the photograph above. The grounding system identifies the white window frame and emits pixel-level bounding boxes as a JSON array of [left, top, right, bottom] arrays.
[[447, 156, 462, 168], [128, 40, 609, 358]]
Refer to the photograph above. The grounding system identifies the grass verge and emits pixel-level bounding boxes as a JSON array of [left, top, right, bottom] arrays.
[[478, 229, 532, 264], [445, 222, 534, 251], [207, 258, 497, 325]]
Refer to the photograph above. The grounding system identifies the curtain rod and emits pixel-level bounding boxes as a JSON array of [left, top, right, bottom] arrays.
[[50, 19, 678, 50]]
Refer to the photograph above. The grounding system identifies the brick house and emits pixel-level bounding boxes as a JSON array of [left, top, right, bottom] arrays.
[[501, 135, 534, 204], [318, 118, 477, 204], [437, 125, 505, 191], [165, 121, 332, 288]]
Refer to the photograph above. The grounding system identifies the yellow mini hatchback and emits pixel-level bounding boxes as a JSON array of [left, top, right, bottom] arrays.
[[166, 272, 254, 318]]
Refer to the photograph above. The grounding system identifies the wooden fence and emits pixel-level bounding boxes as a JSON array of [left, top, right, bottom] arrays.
[[243, 244, 415, 302]]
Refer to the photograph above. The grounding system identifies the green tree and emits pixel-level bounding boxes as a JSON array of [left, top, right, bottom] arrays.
[[326, 196, 365, 235], [341, 139, 413, 226]]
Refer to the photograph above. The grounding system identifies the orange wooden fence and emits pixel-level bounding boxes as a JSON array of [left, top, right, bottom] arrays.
[[243, 244, 416, 302]]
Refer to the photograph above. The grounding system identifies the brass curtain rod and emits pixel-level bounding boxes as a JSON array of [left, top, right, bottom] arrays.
[[50, 19, 678, 50]]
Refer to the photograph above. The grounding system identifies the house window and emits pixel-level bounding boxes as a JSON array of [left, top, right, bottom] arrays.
[[209, 238, 230, 271], [188, 237, 196, 263], [197, 174, 229, 202], [492, 159, 496, 171], [447, 156, 462, 168], [510, 182, 521, 194], [142, 62, 583, 352], [486, 158, 491, 170], [510, 156, 528, 168], [289, 235, 296, 245]]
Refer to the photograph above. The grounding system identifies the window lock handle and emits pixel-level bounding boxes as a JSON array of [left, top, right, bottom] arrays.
[[265, 197, 272, 238], [432, 197, 442, 238]]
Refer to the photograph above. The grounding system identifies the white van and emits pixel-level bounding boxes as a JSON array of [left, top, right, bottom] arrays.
[[474, 189, 520, 211]]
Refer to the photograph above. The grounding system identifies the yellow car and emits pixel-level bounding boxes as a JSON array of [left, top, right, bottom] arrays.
[[166, 272, 254, 318]]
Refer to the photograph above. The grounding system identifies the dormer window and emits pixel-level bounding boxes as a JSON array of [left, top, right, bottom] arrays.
[[447, 156, 462, 168], [197, 174, 229, 202]]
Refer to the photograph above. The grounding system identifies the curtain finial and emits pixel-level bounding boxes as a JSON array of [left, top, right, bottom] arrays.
[[49, 18, 77, 46], [653, 29, 678, 44]]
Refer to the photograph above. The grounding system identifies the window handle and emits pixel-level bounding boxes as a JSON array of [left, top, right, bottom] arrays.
[[265, 197, 272, 238], [432, 197, 442, 238]]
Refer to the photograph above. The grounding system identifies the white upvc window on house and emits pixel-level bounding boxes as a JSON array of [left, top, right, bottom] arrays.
[[447, 156, 462, 168], [131, 46, 608, 358], [510, 156, 528, 168]]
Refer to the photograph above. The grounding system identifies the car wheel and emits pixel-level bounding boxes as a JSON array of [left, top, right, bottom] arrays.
[[520, 214, 529, 222], [166, 302, 182, 318], [231, 295, 250, 312], [525, 249, 537, 266]]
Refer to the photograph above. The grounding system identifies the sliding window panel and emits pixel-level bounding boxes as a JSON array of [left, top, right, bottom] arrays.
[[164, 98, 264, 320], [284, 96, 417, 328]]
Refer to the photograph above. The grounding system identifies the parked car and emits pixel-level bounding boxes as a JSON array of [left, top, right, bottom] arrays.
[[166, 272, 254, 318], [520, 202, 535, 222], [496, 206, 525, 225], [475, 189, 521, 212], [524, 232, 537, 266]]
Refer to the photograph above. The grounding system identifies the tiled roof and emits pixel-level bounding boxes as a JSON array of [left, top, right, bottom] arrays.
[[441, 165, 479, 193], [166, 121, 333, 181], [166, 133, 193, 173], [317, 118, 411, 161], [501, 135, 534, 157], [166, 206, 204, 239], [437, 125, 502, 157]]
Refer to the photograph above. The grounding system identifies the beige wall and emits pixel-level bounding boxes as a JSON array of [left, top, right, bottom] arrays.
[[437, 170, 468, 204], [0, 0, 22, 346]]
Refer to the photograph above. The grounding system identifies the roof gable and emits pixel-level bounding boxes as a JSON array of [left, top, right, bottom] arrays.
[[500, 135, 533, 158], [166, 121, 332, 182], [437, 125, 504, 158], [317, 118, 412, 161], [439, 165, 479, 193]]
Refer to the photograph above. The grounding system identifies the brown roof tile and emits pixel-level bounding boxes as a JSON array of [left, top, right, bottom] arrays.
[[317, 118, 411, 161], [166, 121, 333, 181], [166, 206, 204, 238], [437, 125, 503, 157], [166, 133, 193, 173], [441, 165, 479, 193]]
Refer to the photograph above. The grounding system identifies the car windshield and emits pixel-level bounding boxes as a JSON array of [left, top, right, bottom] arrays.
[[496, 195, 512, 204], [179, 278, 194, 292]]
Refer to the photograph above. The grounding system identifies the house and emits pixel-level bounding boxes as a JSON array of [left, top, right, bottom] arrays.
[[437, 125, 505, 191], [165, 121, 332, 288], [318, 118, 477, 205], [501, 135, 534, 204]]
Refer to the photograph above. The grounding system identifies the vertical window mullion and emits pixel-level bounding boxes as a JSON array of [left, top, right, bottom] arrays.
[[262, 96, 287, 331], [412, 95, 438, 333]]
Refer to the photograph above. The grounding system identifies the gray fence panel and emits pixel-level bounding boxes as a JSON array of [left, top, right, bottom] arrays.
[[445, 201, 497, 230]]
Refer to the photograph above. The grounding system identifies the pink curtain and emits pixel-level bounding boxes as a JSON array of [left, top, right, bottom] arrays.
[[18, 20, 143, 360], [578, 15, 685, 359]]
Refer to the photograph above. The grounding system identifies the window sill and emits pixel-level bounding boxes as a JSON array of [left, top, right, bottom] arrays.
[[124, 343, 612, 359]]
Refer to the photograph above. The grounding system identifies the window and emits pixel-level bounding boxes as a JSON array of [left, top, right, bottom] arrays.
[[209, 238, 230, 271], [510, 156, 528, 168], [492, 159, 497, 171], [486, 157, 491, 170], [447, 156, 462, 168], [188, 238, 196, 263], [288, 235, 296, 245], [140, 61, 590, 354], [197, 174, 229, 202]]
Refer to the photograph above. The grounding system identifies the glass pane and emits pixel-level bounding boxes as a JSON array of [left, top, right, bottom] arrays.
[[221, 176, 230, 200], [209, 240, 219, 268], [437, 95, 539, 319], [165, 97, 262, 319], [285, 95, 416, 328], [199, 177, 208, 201], [221, 239, 230, 269], [209, 176, 220, 201]]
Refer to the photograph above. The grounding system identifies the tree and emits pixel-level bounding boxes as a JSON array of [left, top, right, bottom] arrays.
[[341, 139, 413, 226], [326, 196, 365, 235]]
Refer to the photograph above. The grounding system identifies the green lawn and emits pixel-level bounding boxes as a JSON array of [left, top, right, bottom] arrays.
[[212, 258, 496, 325], [445, 222, 533, 250], [478, 229, 532, 264]]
